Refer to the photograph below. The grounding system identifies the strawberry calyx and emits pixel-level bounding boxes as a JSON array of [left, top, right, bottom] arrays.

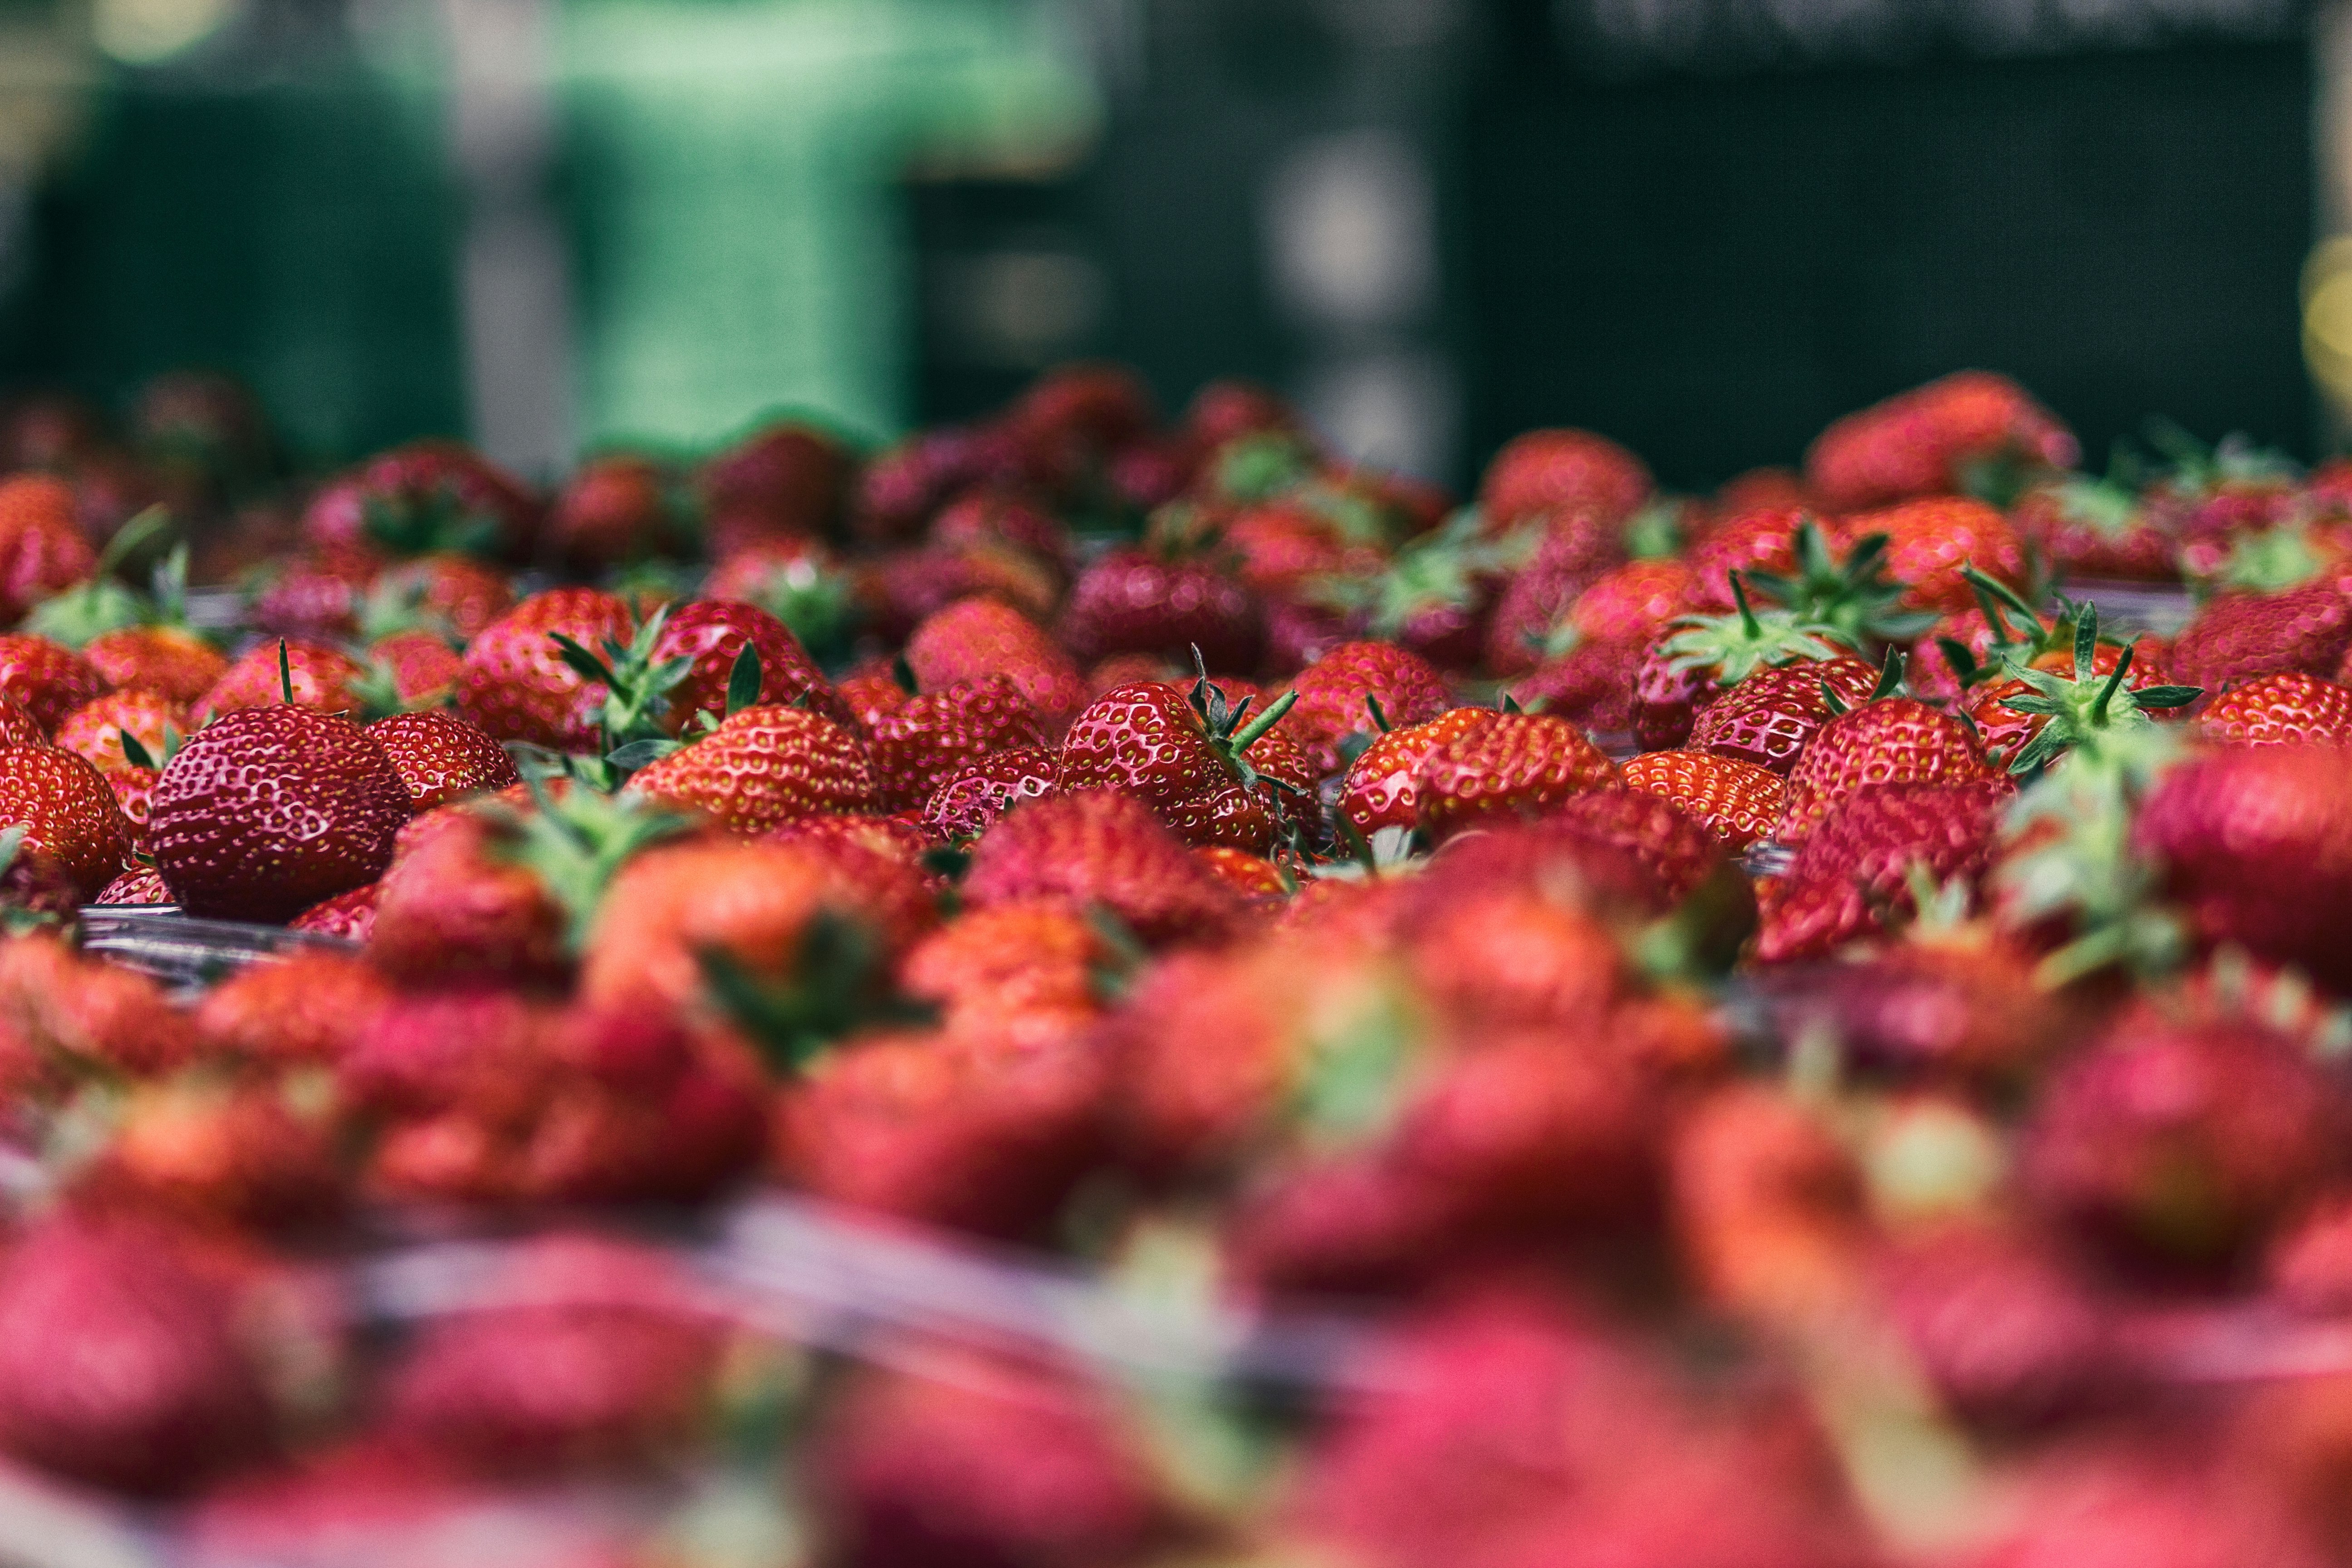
[[1992, 604, 2200, 775], [2143, 418, 2301, 501], [2208, 520, 2336, 596], [698, 911, 936, 1073], [24, 510, 183, 649], [493, 779, 695, 951], [1314, 512, 1528, 637], [1187, 649, 1298, 791], [550, 603, 694, 758], [1744, 520, 1937, 649], [733, 557, 860, 669], [1660, 571, 1852, 687], [1206, 432, 1319, 505], [361, 485, 504, 560], [1818, 647, 1907, 717], [115, 722, 183, 772], [2041, 470, 2144, 541], [600, 644, 765, 782]]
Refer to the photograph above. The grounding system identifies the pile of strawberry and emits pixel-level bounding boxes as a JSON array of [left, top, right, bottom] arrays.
[[0, 363, 2350, 1565]]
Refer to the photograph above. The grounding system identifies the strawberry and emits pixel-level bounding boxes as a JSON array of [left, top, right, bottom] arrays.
[[1772, 935, 2068, 1086], [1804, 370, 2077, 512], [0, 1217, 276, 1495], [304, 438, 539, 560], [548, 451, 684, 570], [246, 544, 374, 641], [1511, 635, 1645, 734], [1477, 427, 1652, 529], [1754, 778, 2013, 960], [1282, 640, 1451, 774], [863, 675, 1045, 811], [0, 473, 98, 621], [1634, 574, 1862, 749], [1013, 360, 1158, 454], [2198, 671, 2352, 747], [0, 745, 133, 897], [1480, 510, 1634, 672], [2012, 470, 2176, 581], [193, 948, 392, 1066], [905, 597, 1088, 731], [1875, 1227, 2119, 1429], [1057, 678, 1310, 852], [1966, 608, 2196, 772], [363, 710, 519, 811], [857, 426, 983, 542], [55, 687, 181, 775], [2134, 744, 2352, 992], [1618, 750, 1787, 849], [1337, 706, 1499, 839], [1684, 506, 1811, 609], [929, 483, 1076, 575], [95, 864, 170, 904], [697, 418, 853, 551], [147, 705, 411, 921], [1416, 710, 1617, 841], [1185, 376, 1300, 451], [1777, 695, 1998, 841], [82, 624, 226, 704], [647, 596, 852, 731], [2025, 1016, 2346, 1270], [921, 746, 1059, 839], [358, 627, 462, 710], [862, 542, 1060, 641], [2142, 424, 2305, 575], [624, 703, 876, 834], [368, 550, 515, 641], [897, 899, 1113, 1041], [1839, 495, 2029, 612], [0, 632, 107, 732], [70, 1075, 345, 1231], [198, 638, 365, 720], [961, 789, 1246, 946], [454, 587, 635, 750], [2169, 581, 2352, 691], [367, 806, 580, 987], [1058, 546, 1263, 672]]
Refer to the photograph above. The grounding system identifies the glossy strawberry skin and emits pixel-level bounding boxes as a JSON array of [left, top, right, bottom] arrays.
[[651, 597, 853, 732], [0, 633, 108, 733], [1338, 707, 1498, 837], [1056, 681, 1308, 851], [1777, 698, 1997, 843], [368, 809, 571, 988], [55, 689, 181, 775], [1417, 711, 1619, 841], [0, 745, 134, 897], [1686, 656, 1882, 776], [625, 703, 876, 835], [864, 675, 1046, 811], [1684, 508, 1806, 610], [1618, 750, 1788, 849], [1804, 370, 2077, 513], [2197, 671, 2352, 747], [2171, 582, 2352, 691], [921, 746, 1059, 839], [197, 639, 364, 721], [904, 597, 1088, 731], [364, 710, 520, 811], [454, 587, 635, 750], [1284, 641, 1451, 774], [1842, 495, 2029, 612], [147, 706, 412, 921], [962, 789, 1246, 947], [1477, 427, 1651, 528], [364, 628, 463, 709], [82, 626, 226, 706]]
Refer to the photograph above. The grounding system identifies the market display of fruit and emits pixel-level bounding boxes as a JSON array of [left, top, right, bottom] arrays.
[[1, 365, 2352, 1563]]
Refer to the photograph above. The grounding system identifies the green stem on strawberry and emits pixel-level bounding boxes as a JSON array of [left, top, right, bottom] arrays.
[[1992, 604, 2200, 777], [500, 780, 693, 950], [697, 912, 936, 1073]]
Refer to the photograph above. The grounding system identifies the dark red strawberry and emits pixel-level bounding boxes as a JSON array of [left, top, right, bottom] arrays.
[[198, 638, 364, 720], [1478, 427, 1652, 529], [697, 418, 853, 550], [1013, 359, 1157, 452], [1057, 679, 1310, 852], [1058, 547, 1263, 673], [0, 745, 134, 897], [1754, 778, 2013, 960], [2170, 581, 2352, 691], [1840, 495, 2030, 613], [1777, 696, 1998, 841], [1335, 707, 1498, 840], [95, 864, 171, 904], [368, 806, 577, 988], [1804, 370, 2076, 512], [364, 710, 520, 811], [147, 706, 411, 921], [928, 484, 1076, 575], [247, 543, 374, 641], [647, 596, 852, 732], [0, 632, 107, 732], [1618, 750, 1788, 850], [1480, 510, 1633, 672], [1965, 613, 2195, 771], [921, 746, 1059, 839], [864, 675, 1045, 811], [548, 451, 684, 571], [0, 473, 98, 622], [368, 550, 514, 641], [961, 789, 1245, 946], [1684, 507, 1807, 610], [2197, 671, 2352, 747], [625, 703, 877, 834], [905, 597, 1088, 731], [287, 881, 378, 941], [1416, 711, 1618, 841], [305, 438, 539, 560], [1633, 575, 1862, 750], [359, 627, 462, 710], [1512, 636, 1645, 735], [55, 687, 181, 775], [454, 587, 635, 750], [2013, 471, 2175, 581], [1284, 640, 1450, 774], [1683, 656, 1883, 776]]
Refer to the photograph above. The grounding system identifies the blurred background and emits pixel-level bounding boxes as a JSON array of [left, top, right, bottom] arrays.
[[0, 0, 2331, 493]]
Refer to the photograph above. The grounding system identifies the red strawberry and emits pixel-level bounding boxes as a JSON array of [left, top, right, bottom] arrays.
[[864, 675, 1045, 811], [247, 544, 374, 641], [1283, 640, 1451, 774], [1618, 750, 1788, 849], [1416, 710, 1617, 840], [1770, 938, 2067, 1084], [1688, 657, 1877, 778], [82, 624, 226, 705], [1876, 1227, 2119, 1428], [454, 587, 635, 750], [1777, 696, 1997, 841], [1964, 627, 2190, 770], [1184, 377, 1299, 451], [1057, 680, 1311, 852], [55, 687, 181, 775], [928, 483, 1076, 575], [2198, 671, 2352, 747], [697, 418, 852, 550], [647, 596, 852, 731], [1014, 360, 1158, 453], [1510, 635, 1645, 735], [0, 473, 98, 622], [2134, 744, 2352, 992], [369, 550, 515, 640], [1804, 370, 2077, 512], [1684, 507, 1807, 609], [1755, 778, 2012, 960], [961, 789, 1246, 946], [0, 632, 108, 732], [862, 543, 1060, 641], [1480, 511, 1634, 672], [147, 706, 411, 921], [897, 900, 1112, 1040], [1632, 578, 1863, 750], [2012, 471, 2175, 581], [2170, 582, 2352, 691], [198, 638, 365, 720], [367, 807, 576, 988], [95, 864, 171, 904], [304, 438, 539, 560], [360, 627, 462, 710], [547, 451, 682, 570], [1842, 495, 2030, 612], [71, 1075, 345, 1230], [1057, 547, 1263, 672], [905, 597, 1088, 731], [624, 703, 876, 834], [363, 710, 519, 811], [856, 427, 982, 542], [0, 745, 133, 897], [921, 746, 1059, 839], [0, 1217, 276, 1495], [193, 948, 392, 1066], [1477, 427, 1652, 529]]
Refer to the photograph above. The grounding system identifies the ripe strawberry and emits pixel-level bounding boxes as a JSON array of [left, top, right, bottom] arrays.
[[1777, 696, 1998, 841], [95, 864, 170, 904], [897, 899, 1112, 1041], [2135, 744, 2352, 992], [1510, 634, 1646, 734], [1754, 778, 2013, 960], [304, 438, 539, 560], [1477, 427, 1652, 529], [2198, 671, 2352, 747], [1536, 555, 1700, 655], [905, 597, 1088, 731], [1058, 546, 1263, 672], [1223, 499, 1357, 594], [71, 1075, 344, 1231], [1057, 679, 1311, 852], [1633, 576, 1862, 749], [1875, 1227, 2119, 1429], [858, 426, 985, 541], [0, 473, 98, 622], [1281, 640, 1450, 774], [362, 710, 517, 810], [624, 703, 876, 834], [147, 706, 411, 921], [198, 638, 365, 720], [1965, 618, 2194, 771], [697, 418, 852, 549], [1772, 937, 2067, 1085], [645, 596, 851, 731], [1480, 510, 1633, 672], [246, 544, 374, 641], [55, 687, 181, 775], [1013, 360, 1157, 453], [193, 949, 392, 1066], [1185, 377, 1299, 451], [454, 587, 635, 750], [2025, 1017, 2345, 1270], [862, 542, 1061, 642], [547, 451, 683, 570], [929, 483, 1076, 575], [0, 932, 195, 1076], [1841, 495, 2030, 612], [961, 789, 1246, 946], [1683, 507, 1808, 609], [1618, 750, 1787, 849], [0, 1217, 275, 1495], [0, 745, 133, 897], [2170, 581, 2352, 691], [2012, 471, 2175, 581], [921, 746, 1058, 839], [0, 632, 107, 732], [81, 624, 226, 705], [1804, 370, 2077, 512], [863, 675, 1045, 811], [1337, 706, 1498, 839], [367, 806, 577, 988], [369, 550, 515, 641], [358, 627, 462, 710], [1414, 710, 1617, 841]]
